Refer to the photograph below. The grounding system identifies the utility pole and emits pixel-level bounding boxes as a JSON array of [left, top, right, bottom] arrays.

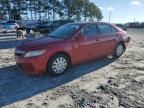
[[108, 7, 114, 23], [134, 18, 136, 22], [109, 11, 112, 23]]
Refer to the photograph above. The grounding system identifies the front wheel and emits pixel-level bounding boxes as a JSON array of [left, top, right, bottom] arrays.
[[47, 54, 70, 75], [114, 43, 124, 58]]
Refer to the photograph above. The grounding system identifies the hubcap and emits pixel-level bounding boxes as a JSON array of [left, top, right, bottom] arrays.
[[116, 44, 123, 57], [52, 57, 67, 74]]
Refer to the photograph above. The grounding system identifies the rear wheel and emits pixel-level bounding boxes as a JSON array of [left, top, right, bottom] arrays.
[[114, 43, 124, 58], [47, 54, 70, 75]]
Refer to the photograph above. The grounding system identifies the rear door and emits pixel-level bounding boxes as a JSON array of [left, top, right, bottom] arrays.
[[97, 23, 118, 56]]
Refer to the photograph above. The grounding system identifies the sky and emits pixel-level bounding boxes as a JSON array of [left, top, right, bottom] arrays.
[[91, 0, 144, 23]]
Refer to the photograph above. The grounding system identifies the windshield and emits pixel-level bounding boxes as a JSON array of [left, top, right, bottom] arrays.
[[48, 24, 80, 39]]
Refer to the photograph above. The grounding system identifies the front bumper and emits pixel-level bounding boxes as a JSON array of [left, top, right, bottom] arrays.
[[15, 55, 48, 75]]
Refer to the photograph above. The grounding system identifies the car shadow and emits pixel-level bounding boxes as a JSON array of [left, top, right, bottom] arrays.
[[0, 57, 116, 107]]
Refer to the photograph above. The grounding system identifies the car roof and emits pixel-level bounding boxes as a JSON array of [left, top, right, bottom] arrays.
[[68, 21, 113, 26], [67, 22, 122, 32]]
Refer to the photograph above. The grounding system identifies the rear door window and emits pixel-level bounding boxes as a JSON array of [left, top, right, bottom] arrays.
[[98, 23, 118, 34], [82, 24, 99, 37]]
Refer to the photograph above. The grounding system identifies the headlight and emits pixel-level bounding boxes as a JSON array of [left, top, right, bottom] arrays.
[[24, 50, 46, 58]]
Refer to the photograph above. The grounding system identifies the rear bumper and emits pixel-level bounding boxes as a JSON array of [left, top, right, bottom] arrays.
[[124, 36, 131, 48], [15, 55, 48, 75]]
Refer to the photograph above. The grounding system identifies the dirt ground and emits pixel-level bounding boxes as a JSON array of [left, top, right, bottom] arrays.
[[0, 29, 144, 108]]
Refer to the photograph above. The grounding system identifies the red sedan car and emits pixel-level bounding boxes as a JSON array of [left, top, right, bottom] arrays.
[[15, 22, 130, 75]]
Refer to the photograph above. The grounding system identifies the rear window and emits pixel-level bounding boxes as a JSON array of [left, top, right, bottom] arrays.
[[98, 23, 118, 34]]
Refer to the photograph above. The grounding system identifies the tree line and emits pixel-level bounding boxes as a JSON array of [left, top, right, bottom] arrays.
[[0, 0, 103, 21]]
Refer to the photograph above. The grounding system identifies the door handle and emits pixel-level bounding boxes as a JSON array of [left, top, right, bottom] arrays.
[[96, 37, 100, 41]]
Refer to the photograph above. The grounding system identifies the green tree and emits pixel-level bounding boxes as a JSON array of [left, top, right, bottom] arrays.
[[86, 2, 103, 21], [63, 0, 103, 21], [0, 0, 12, 19], [63, 0, 75, 20], [0, 3, 7, 19], [11, 0, 25, 20], [73, 0, 84, 21], [0, 0, 103, 21], [96, 8, 103, 21], [83, 0, 90, 21]]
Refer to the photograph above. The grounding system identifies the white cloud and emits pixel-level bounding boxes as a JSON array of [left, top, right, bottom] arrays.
[[131, 1, 141, 5], [131, 0, 144, 7], [99, 6, 105, 10], [107, 7, 114, 11], [98, 6, 115, 11]]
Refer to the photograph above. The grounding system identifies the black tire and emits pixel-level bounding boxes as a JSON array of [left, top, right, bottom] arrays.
[[114, 43, 124, 58], [47, 54, 70, 75]]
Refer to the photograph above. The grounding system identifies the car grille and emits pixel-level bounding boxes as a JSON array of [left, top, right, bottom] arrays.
[[15, 53, 23, 57]]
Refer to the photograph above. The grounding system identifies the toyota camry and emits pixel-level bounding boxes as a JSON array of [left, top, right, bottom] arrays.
[[15, 22, 130, 75]]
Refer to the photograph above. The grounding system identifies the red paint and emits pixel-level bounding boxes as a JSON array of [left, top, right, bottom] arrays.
[[15, 22, 130, 74]]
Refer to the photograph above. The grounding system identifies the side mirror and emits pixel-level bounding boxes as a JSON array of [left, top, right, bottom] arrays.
[[75, 33, 85, 41]]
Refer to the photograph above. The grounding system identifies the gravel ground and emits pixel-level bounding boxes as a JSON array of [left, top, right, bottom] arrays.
[[0, 29, 144, 108]]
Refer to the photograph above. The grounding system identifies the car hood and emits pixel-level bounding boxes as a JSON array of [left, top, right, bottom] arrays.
[[17, 36, 62, 51]]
